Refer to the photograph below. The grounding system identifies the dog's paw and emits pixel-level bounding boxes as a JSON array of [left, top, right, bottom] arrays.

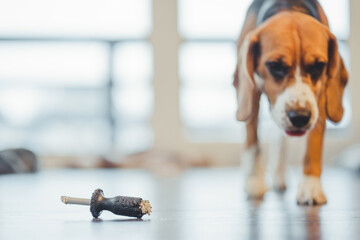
[[273, 174, 286, 192], [245, 176, 269, 198], [297, 176, 327, 205]]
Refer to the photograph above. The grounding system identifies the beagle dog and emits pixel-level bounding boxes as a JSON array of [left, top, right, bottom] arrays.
[[234, 0, 348, 205]]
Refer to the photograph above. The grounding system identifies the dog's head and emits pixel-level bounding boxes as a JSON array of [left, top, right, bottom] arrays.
[[235, 12, 348, 136]]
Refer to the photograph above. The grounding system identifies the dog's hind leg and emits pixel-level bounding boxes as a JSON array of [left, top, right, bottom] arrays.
[[241, 92, 269, 198]]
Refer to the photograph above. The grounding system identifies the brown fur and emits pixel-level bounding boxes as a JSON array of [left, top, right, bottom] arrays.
[[235, 3, 348, 184]]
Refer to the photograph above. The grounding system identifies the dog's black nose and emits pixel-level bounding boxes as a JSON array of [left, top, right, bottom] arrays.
[[288, 110, 311, 128]]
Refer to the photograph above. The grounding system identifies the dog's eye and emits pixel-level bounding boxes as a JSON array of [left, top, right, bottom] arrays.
[[308, 62, 325, 81], [266, 61, 289, 80]]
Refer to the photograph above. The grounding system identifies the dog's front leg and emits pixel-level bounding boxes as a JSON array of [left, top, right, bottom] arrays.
[[269, 132, 287, 191], [242, 92, 268, 198], [297, 117, 327, 205]]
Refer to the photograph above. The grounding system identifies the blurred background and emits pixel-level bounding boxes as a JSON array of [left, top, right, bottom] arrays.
[[0, 0, 358, 172]]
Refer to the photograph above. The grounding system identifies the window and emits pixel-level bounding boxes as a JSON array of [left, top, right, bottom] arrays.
[[0, 0, 153, 155], [178, 0, 351, 142]]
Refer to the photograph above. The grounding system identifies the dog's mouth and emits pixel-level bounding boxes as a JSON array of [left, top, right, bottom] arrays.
[[285, 129, 307, 137]]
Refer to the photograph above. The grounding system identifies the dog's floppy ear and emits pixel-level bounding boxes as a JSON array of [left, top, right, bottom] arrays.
[[325, 31, 348, 123], [235, 33, 260, 122]]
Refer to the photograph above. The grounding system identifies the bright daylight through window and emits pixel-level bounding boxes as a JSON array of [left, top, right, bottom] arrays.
[[0, 0, 153, 155]]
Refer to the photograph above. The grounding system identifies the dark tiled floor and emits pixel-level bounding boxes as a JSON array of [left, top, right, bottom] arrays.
[[0, 167, 359, 240]]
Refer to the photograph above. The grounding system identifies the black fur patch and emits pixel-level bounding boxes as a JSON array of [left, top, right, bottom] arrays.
[[249, 0, 320, 26]]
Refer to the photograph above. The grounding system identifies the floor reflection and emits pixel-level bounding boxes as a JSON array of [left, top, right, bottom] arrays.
[[304, 207, 322, 240], [243, 192, 323, 240], [247, 200, 261, 240]]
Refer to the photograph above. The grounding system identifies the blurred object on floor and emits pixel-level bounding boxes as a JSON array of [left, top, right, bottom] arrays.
[[335, 144, 360, 173], [42, 155, 100, 169], [0, 148, 38, 174], [42, 150, 213, 177], [97, 150, 213, 177]]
